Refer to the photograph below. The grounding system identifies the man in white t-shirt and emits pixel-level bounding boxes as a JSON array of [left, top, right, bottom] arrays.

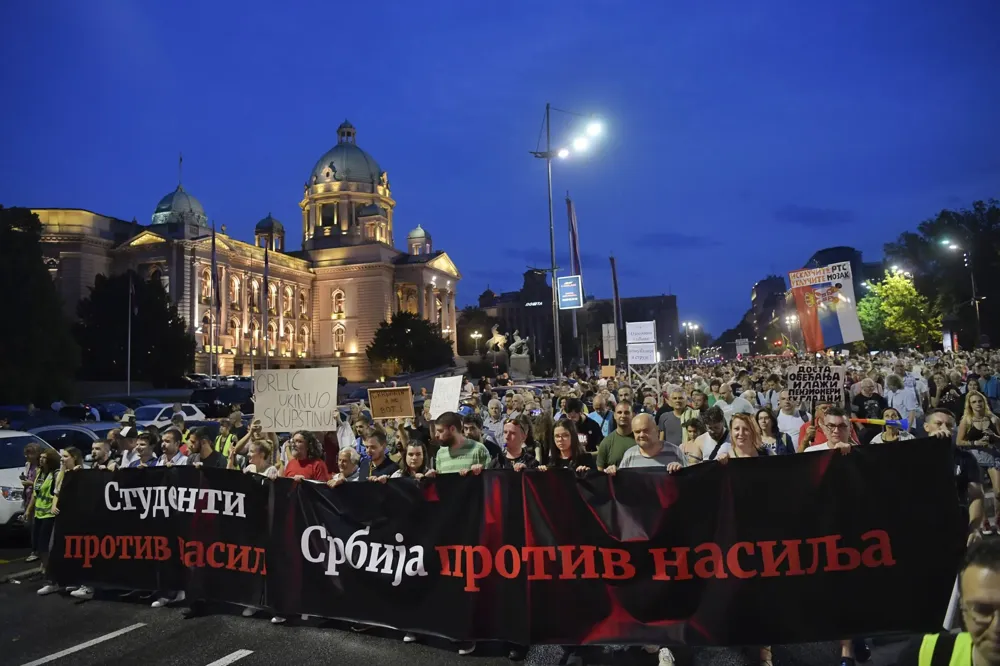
[[714, 381, 754, 425], [777, 390, 810, 442]]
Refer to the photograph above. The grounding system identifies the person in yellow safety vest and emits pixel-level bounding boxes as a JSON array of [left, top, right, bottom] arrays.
[[897, 536, 1000, 666], [213, 418, 237, 457]]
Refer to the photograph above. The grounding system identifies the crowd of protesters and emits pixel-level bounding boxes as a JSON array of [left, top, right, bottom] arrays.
[[17, 349, 1000, 666]]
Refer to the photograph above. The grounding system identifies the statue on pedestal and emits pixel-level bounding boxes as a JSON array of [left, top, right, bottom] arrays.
[[509, 330, 530, 357], [486, 325, 507, 353]]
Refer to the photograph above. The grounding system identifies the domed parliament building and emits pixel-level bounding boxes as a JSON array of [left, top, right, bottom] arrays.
[[33, 121, 461, 381]]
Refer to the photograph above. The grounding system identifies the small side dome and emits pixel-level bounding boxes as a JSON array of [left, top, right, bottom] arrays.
[[407, 224, 429, 240], [255, 213, 284, 235]]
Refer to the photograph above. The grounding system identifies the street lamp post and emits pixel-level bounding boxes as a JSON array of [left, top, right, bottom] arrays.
[[471, 330, 482, 354], [531, 103, 603, 377], [940, 239, 982, 345]]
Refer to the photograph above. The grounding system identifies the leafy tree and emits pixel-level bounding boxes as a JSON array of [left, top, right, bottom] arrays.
[[75, 271, 195, 386], [857, 270, 941, 350], [366, 311, 454, 374], [455, 307, 498, 356], [0, 206, 79, 404], [884, 199, 1000, 346]]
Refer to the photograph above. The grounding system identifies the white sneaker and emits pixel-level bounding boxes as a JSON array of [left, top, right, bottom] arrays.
[[658, 647, 676, 666], [301, 614, 310, 621], [270, 616, 286, 624], [70, 586, 93, 600], [37, 584, 59, 596], [403, 633, 417, 643], [25, 554, 39, 562], [174, 590, 186, 602], [151, 597, 171, 608], [241, 607, 256, 617], [457, 642, 477, 655]]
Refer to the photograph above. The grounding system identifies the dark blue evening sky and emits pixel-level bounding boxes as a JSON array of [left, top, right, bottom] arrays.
[[2, 1, 998, 337]]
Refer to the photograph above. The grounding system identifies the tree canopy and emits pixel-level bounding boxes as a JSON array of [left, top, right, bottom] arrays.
[[884, 199, 999, 347], [0, 206, 79, 405], [366, 311, 454, 375], [74, 271, 195, 386], [857, 270, 941, 350]]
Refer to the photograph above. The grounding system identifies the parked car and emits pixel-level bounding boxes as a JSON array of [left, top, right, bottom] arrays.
[[133, 403, 206, 427], [190, 387, 254, 419], [0, 430, 52, 528], [29, 422, 137, 455]]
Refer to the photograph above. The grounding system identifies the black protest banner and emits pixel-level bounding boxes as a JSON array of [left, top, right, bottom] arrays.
[[50, 466, 269, 607], [51, 440, 964, 646]]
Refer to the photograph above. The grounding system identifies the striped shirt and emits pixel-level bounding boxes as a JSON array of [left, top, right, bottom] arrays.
[[434, 439, 491, 475]]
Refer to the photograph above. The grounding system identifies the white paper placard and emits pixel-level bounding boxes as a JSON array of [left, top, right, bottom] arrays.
[[253, 367, 339, 432]]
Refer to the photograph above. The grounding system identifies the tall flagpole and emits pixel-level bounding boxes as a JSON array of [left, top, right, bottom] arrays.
[[127, 274, 133, 396], [263, 233, 270, 370]]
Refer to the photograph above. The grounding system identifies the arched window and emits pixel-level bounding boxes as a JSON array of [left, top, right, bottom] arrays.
[[201, 268, 212, 302], [299, 291, 308, 319], [250, 280, 260, 312], [267, 283, 277, 313], [250, 320, 260, 348], [333, 325, 346, 352], [332, 289, 345, 315], [282, 322, 294, 353], [300, 325, 310, 353], [201, 314, 212, 347], [230, 276, 241, 309], [267, 322, 277, 350], [283, 286, 294, 316]]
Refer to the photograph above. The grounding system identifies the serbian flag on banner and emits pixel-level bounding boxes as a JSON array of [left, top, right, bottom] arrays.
[[788, 262, 864, 352]]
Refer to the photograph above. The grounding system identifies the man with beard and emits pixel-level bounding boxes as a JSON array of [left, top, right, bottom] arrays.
[[596, 400, 635, 471], [429, 412, 490, 475]]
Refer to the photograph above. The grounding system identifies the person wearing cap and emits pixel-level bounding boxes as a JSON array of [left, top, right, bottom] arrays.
[[118, 426, 140, 468], [213, 418, 237, 457]]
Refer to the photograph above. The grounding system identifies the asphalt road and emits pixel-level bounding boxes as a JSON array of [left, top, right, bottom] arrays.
[[0, 579, 913, 666]]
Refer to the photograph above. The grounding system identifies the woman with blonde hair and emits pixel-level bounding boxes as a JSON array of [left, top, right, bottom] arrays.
[[957, 389, 1000, 492]]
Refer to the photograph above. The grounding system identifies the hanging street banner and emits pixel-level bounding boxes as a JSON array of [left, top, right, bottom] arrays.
[[788, 262, 864, 353], [253, 367, 339, 432], [557, 275, 584, 310], [49, 441, 964, 647]]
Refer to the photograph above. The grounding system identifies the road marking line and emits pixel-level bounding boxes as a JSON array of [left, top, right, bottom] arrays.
[[20, 623, 146, 666], [203, 650, 254, 666]]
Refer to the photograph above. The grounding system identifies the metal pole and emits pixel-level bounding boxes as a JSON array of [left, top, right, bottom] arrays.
[[546, 103, 563, 377]]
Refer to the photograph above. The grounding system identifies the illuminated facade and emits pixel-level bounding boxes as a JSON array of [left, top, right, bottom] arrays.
[[34, 121, 461, 381]]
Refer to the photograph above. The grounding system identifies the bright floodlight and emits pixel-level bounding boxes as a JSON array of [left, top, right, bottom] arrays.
[[572, 137, 590, 151], [586, 121, 602, 137], [891, 265, 899, 271], [940, 239, 951, 246], [557, 148, 570, 159], [948, 243, 959, 250]]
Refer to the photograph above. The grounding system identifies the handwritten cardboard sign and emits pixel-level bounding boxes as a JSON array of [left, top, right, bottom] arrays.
[[368, 386, 414, 420], [253, 367, 339, 432]]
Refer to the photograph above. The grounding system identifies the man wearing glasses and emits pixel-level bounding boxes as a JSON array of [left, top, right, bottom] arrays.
[[804, 405, 855, 453], [897, 537, 1000, 665]]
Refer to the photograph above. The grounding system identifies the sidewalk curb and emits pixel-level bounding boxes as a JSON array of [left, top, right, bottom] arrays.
[[0, 566, 43, 584]]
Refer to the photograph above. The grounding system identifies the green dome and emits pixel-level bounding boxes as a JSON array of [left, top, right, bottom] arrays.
[[152, 185, 207, 226], [255, 213, 284, 234], [408, 224, 430, 240], [310, 120, 383, 186]]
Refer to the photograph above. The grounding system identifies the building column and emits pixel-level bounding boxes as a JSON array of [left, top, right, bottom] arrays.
[[219, 265, 228, 348], [450, 290, 458, 339], [429, 287, 438, 324], [277, 279, 284, 350], [417, 282, 426, 319], [302, 207, 310, 245]]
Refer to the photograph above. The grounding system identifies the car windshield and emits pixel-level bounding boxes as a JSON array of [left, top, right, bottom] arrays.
[[0, 435, 46, 469], [134, 406, 163, 420]]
